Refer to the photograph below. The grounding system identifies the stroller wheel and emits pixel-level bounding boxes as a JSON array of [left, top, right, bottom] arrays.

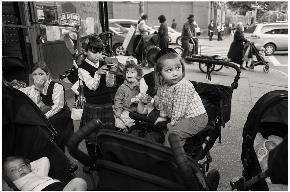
[[263, 65, 269, 73], [206, 169, 220, 190]]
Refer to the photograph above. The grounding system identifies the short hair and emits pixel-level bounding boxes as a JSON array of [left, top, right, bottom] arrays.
[[141, 14, 148, 20], [3, 156, 30, 176], [31, 61, 50, 74], [158, 15, 166, 23], [154, 52, 185, 87], [3, 156, 31, 189], [124, 60, 143, 79], [85, 35, 104, 53], [236, 22, 244, 31]]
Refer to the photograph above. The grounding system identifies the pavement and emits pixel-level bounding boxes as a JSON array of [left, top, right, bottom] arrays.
[[60, 34, 288, 190]]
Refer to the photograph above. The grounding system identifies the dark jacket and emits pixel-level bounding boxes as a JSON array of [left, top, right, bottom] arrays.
[[227, 30, 248, 64], [158, 22, 169, 50]]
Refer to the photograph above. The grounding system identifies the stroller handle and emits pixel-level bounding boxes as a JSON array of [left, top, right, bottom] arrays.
[[185, 57, 241, 90], [67, 119, 103, 167]]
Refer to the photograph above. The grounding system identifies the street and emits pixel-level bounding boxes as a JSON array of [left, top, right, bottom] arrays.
[[180, 34, 288, 190]]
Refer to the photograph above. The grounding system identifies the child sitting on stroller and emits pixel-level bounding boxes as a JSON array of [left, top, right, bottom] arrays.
[[3, 156, 87, 191], [114, 60, 152, 132], [153, 48, 208, 147]]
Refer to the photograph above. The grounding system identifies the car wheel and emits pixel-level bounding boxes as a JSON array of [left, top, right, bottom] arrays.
[[264, 43, 275, 55], [176, 36, 182, 46], [113, 44, 125, 56]]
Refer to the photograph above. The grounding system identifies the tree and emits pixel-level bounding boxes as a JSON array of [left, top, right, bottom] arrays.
[[226, 1, 287, 15]]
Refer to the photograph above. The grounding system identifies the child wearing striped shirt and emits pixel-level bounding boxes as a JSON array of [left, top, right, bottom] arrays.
[[154, 49, 208, 147]]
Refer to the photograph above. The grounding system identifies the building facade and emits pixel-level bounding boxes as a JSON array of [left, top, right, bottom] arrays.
[[108, 1, 224, 35]]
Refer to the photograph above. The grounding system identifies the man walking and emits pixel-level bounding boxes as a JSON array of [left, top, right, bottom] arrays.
[[181, 14, 198, 59]]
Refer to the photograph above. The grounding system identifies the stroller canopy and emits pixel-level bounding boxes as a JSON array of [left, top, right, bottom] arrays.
[[3, 86, 74, 183], [241, 90, 288, 190]]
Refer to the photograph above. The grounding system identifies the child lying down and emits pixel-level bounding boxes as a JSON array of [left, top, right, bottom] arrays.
[[3, 156, 87, 191]]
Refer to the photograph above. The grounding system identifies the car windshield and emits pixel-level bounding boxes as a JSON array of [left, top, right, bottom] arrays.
[[244, 25, 257, 33], [109, 23, 128, 34]]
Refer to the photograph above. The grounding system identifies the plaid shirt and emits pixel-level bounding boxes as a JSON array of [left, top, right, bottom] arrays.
[[158, 79, 206, 125]]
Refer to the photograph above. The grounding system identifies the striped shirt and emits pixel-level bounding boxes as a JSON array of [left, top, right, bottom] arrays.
[[158, 79, 206, 126]]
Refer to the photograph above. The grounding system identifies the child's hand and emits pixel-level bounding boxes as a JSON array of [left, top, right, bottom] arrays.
[[96, 65, 108, 75], [109, 64, 118, 73], [140, 93, 152, 104], [154, 117, 167, 125]]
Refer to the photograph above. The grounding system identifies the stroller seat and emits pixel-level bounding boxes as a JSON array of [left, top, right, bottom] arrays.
[[96, 129, 187, 190]]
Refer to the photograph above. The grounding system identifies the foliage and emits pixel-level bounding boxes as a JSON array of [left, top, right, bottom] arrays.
[[226, 1, 287, 16]]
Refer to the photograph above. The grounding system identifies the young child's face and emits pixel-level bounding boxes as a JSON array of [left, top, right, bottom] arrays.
[[126, 68, 138, 83], [160, 57, 183, 85], [4, 159, 32, 182], [86, 50, 102, 63], [32, 68, 49, 87]]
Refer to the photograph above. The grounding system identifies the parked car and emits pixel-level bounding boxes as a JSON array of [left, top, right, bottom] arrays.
[[109, 19, 155, 55], [245, 22, 288, 55], [109, 25, 127, 56]]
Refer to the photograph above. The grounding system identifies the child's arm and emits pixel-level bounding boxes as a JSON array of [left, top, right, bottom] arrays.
[[30, 157, 50, 177], [114, 85, 125, 117], [78, 65, 108, 91], [45, 83, 65, 119]]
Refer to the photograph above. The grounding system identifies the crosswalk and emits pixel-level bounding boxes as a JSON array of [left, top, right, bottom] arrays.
[[199, 45, 228, 58]]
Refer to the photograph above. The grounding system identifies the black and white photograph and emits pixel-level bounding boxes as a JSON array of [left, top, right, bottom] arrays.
[[2, 1, 288, 191]]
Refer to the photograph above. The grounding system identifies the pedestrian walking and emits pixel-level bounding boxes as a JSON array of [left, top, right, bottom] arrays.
[[133, 14, 151, 64], [181, 14, 198, 58], [217, 23, 224, 41], [227, 22, 249, 70], [208, 20, 214, 41], [171, 18, 177, 30], [157, 14, 169, 50]]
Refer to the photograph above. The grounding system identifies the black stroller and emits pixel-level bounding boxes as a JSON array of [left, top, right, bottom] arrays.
[[128, 57, 241, 174], [3, 86, 75, 189], [68, 119, 221, 190], [230, 90, 288, 190], [244, 42, 270, 73]]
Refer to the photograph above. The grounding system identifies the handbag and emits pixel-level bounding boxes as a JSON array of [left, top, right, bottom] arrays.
[[71, 79, 86, 121]]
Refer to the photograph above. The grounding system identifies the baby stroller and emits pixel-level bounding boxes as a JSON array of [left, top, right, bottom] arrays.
[[68, 119, 220, 190], [2, 86, 75, 189], [230, 90, 288, 190], [128, 57, 241, 174], [244, 42, 270, 73]]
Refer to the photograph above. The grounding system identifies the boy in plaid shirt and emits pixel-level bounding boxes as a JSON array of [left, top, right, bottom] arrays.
[[154, 49, 208, 147]]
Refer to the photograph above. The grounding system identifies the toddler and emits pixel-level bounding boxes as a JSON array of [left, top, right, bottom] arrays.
[[154, 48, 208, 147], [3, 156, 87, 191], [114, 60, 148, 131]]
